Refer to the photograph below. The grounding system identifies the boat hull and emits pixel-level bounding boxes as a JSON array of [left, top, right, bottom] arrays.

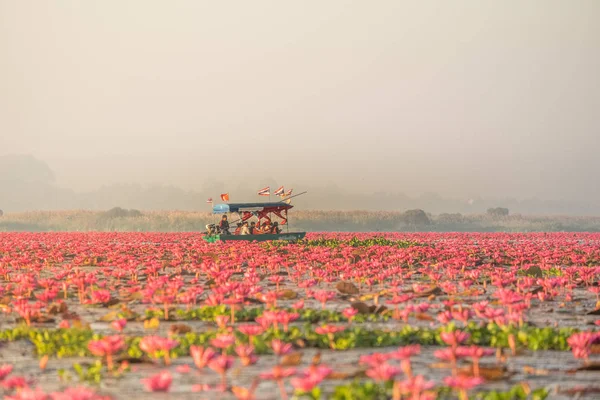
[[205, 232, 306, 242]]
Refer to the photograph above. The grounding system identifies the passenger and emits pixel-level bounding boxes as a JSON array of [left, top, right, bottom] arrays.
[[206, 224, 216, 236], [254, 221, 268, 235], [249, 221, 257, 234], [219, 215, 230, 235], [271, 221, 281, 234], [240, 222, 250, 235], [234, 223, 242, 235], [263, 221, 272, 233]]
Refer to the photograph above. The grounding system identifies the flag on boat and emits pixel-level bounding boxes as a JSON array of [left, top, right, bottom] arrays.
[[206, 198, 213, 203], [220, 193, 229, 202], [284, 189, 293, 197], [274, 186, 285, 196], [257, 186, 270, 196]]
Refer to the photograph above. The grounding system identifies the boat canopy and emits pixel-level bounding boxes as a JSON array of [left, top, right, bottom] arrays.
[[212, 202, 293, 225], [212, 202, 293, 214]]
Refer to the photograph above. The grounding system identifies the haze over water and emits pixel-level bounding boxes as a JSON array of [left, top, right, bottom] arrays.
[[1, 1, 599, 211]]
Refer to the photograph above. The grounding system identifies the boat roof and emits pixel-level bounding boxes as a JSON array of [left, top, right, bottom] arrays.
[[212, 202, 293, 214]]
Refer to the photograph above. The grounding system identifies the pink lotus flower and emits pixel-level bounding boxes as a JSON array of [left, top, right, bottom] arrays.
[[110, 318, 127, 332], [292, 299, 305, 310], [260, 366, 297, 400], [359, 352, 391, 367], [50, 386, 109, 400], [208, 355, 235, 388], [440, 330, 471, 348], [1, 375, 30, 390], [87, 335, 125, 370], [190, 345, 216, 369], [271, 339, 293, 356], [390, 344, 421, 377], [342, 307, 358, 321], [397, 375, 435, 399], [0, 364, 13, 380], [141, 370, 172, 392], [313, 290, 336, 309], [260, 365, 297, 380], [215, 315, 230, 329], [456, 346, 495, 377], [315, 325, 346, 349], [89, 289, 111, 305], [365, 363, 401, 382], [237, 324, 264, 344], [443, 375, 484, 400], [232, 385, 257, 400], [176, 364, 191, 374], [5, 387, 48, 400], [139, 336, 179, 365], [291, 374, 322, 393], [235, 345, 258, 366], [58, 320, 70, 329], [567, 331, 598, 362], [211, 333, 236, 348]]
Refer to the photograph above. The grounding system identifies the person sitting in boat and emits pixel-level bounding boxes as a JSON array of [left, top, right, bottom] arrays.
[[219, 215, 230, 235], [234, 222, 242, 235], [240, 221, 250, 235], [206, 224, 217, 236], [254, 221, 268, 235], [271, 221, 281, 234], [249, 221, 257, 234], [262, 221, 272, 233]]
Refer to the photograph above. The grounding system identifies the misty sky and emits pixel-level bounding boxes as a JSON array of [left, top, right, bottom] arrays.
[[1, 1, 599, 202]]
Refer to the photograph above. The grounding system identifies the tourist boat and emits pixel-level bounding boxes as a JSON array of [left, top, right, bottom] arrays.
[[204, 199, 306, 242]]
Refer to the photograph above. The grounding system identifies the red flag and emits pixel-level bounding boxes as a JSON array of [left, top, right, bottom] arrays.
[[257, 187, 270, 196], [206, 198, 213, 203], [220, 193, 229, 202], [274, 186, 285, 196]]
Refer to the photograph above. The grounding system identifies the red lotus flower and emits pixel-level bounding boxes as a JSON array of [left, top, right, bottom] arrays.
[[141, 370, 172, 392]]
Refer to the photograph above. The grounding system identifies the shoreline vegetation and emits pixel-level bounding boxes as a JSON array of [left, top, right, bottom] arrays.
[[2, 208, 600, 232]]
